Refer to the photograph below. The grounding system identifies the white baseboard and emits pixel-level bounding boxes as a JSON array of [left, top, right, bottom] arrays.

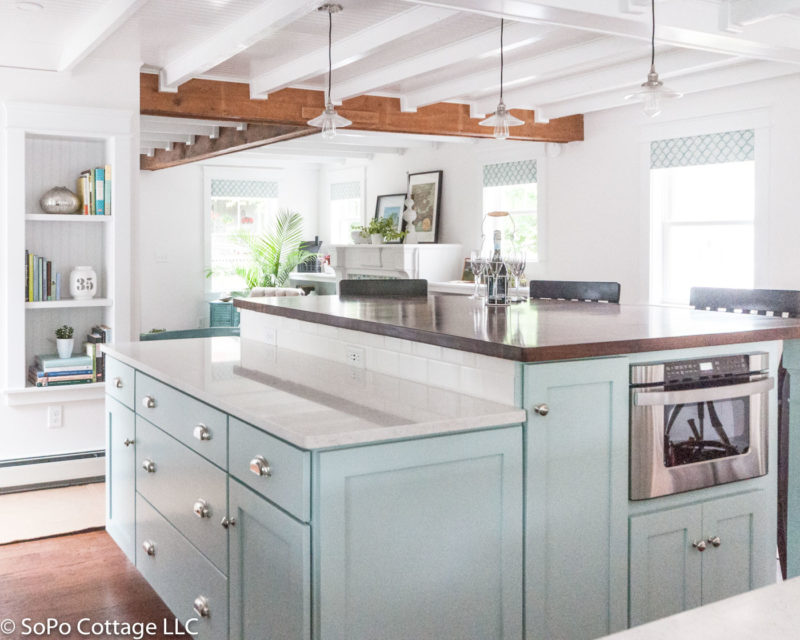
[[0, 454, 105, 493]]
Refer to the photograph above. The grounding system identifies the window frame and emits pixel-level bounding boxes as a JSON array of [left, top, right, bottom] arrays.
[[641, 111, 770, 306], [324, 166, 366, 245]]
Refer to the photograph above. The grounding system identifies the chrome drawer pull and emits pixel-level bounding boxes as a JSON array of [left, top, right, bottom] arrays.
[[193, 595, 210, 618], [533, 403, 549, 416], [142, 540, 156, 556], [249, 455, 272, 478], [193, 499, 210, 519], [123, 439, 135, 447], [142, 395, 156, 409], [221, 517, 237, 529], [141, 459, 156, 473], [113, 377, 123, 389], [193, 424, 211, 441], [692, 540, 707, 552], [707, 536, 721, 548]]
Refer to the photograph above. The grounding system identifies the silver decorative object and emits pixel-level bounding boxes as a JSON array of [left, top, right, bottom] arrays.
[[39, 186, 81, 214]]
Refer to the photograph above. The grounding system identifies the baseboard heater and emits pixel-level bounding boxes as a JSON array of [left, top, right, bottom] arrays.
[[0, 450, 105, 495]]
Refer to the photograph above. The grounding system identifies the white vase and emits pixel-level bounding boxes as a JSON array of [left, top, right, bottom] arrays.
[[69, 265, 97, 300], [56, 338, 73, 359], [370, 234, 383, 245]]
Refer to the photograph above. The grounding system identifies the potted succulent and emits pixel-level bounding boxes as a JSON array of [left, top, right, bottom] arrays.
[[55, 325, 74, 359]]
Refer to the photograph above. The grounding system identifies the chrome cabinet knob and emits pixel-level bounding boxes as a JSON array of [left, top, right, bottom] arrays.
[[113, 377, 123, 389], [707, 536, 721, 548], [692, 540, 707, 552], [142, 540, 156, 556], [249, 455, 272, 477], [193, 424, 211, 441], [142, 395, 156, 409], [141, 458, 156, 473], [221, 517, 237, 529], [123, 438, 135, 447], [193, 595, 210, 618], [533, 403, 550, 416], [193, 499, 210, 519]]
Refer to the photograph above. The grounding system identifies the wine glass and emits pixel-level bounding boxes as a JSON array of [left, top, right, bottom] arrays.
[[510, 247, 527, 302], [469, 250, 487, 300]]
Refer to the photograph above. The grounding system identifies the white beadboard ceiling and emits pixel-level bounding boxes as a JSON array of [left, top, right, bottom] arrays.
[[4, 0, 800, 157]]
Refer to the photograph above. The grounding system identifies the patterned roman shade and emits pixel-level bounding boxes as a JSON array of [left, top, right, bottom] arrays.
[[650, 129, 755, 169], [483, 159, 537, 187], [210, 179, 278, 198], [330, 181, 361, 200]]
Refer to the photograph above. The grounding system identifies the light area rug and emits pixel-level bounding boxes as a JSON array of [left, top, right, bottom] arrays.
[[0, 482, 105, 545]]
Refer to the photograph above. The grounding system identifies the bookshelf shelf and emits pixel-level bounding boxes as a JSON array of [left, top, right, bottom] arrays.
[[25, 298, 113, 310], [4, 382, 106, 407], [25, 213, 111, 222]]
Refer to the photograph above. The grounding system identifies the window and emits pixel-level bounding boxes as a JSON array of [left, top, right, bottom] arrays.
[[650, 129, 755, 305], [208, 178, 279, 292], [482, 159, 538, 259], [329, 180, 362, 244]]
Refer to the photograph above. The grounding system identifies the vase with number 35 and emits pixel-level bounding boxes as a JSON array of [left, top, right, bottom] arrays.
[[69, 266, 97, 300]]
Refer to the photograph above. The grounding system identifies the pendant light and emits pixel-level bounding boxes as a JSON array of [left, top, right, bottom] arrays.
[[307, 3, 352, 139], [625, 0, 682, 117], [479, 19, 524, 139]]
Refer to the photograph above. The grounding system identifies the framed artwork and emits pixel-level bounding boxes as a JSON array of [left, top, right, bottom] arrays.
[[374, 193, 406, 243], [406, 170, 442, 243]]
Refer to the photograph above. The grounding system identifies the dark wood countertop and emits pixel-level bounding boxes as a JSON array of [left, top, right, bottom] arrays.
[[234, 295, 800, 362]]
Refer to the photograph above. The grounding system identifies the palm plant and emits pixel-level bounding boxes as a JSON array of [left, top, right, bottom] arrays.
[[232, 209, 314, 289]]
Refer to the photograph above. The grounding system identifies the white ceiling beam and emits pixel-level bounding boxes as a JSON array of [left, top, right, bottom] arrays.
[[400, 0, 800, 64], [255, 147, 376, 160], [331, 130, 476, 144], [140, 116, 243, 130], [404, 36, 642, 109], [281, 142, 407, 155], [720, 0, 800, 33], [59, 0, 149, 71], [539, 60, 800, 120], [140, 132, 196, 146], [249, 5, 456, 98], [475, 48, 736, 114], [334, 22, 547, 100], [158, 0, 319, 91]]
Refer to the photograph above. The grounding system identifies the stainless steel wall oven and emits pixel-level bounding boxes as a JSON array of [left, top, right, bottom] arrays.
[[630, 353, 772, 500]]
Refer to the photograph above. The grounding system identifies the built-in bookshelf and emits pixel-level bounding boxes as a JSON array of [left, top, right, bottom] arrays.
[[1, 103, 133, 405]]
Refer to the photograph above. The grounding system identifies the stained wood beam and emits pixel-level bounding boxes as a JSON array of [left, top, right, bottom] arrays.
[[139, 73, 584, 154]]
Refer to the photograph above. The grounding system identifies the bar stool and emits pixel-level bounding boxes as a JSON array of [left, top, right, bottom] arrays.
[[529, 280, 621, 303], [339, 279, 428, 297]]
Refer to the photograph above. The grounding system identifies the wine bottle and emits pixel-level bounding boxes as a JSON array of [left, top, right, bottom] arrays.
[[488, 230, 508, 305]]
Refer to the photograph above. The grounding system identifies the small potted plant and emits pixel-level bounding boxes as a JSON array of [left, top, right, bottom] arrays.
[[350, 223, 369, 244], [364, 218, 392, 244], [55, 325, 74, 359]]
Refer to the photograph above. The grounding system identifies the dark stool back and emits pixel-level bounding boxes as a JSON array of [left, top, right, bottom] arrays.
[[339, 279, 428, 297], [690, 286, 798, 579], [530, 280, 621, 303]]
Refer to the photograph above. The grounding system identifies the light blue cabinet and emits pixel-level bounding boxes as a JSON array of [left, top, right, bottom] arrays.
[[105, 396, 136, 562], [629, 490, 770, 627], [316, 426, 523, 640], [228, 479, 311, 640], [523, 357, 629, 640]]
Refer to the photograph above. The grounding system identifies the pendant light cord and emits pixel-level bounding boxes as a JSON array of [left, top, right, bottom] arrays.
[[499, 18, 505, 102], [327, 8, 333, 102], [650, 0, 655, 68]]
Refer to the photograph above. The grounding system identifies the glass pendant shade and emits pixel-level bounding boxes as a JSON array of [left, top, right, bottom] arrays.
[[308, 101, 352, 139], [479, 102, 525, 140], [625, 66, 682, 118]]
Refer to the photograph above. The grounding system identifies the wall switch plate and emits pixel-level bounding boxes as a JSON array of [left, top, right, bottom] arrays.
[[47, 405, 63, 429], [264, 327, 277, 345], [345, 345, 365, 368]]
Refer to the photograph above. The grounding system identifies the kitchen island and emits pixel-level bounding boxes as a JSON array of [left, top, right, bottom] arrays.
[[103, 296, 800, 640]]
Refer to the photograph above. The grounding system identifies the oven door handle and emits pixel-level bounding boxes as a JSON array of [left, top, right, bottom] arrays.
[[634, 377, 774, 407]]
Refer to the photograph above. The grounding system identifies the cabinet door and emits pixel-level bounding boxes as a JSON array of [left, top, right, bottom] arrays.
[[524, 357, 629, 639], [317, 427, 523, 640], [701, 490, 772, 605], [629, 505, 703, 627], [106, 397, 136, 562], [228, 479, 311, 640]]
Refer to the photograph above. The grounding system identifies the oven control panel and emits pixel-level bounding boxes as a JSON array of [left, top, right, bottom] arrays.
[[664, 354, 750, 383]]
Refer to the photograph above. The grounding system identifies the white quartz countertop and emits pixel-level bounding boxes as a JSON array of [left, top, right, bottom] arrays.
[[102, 337, 525, 450], [603, 577, 800, 639]]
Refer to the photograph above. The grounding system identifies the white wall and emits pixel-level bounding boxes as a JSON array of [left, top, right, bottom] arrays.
[[137, 162, 321, 332]]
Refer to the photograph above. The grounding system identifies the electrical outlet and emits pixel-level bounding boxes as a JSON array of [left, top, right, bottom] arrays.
[[345, 345, 365, 368], [264, 327, 277, 345], [47, 405, 63, 429]]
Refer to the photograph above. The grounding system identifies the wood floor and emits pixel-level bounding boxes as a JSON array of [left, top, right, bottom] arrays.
[[0, 530, 180, 639]]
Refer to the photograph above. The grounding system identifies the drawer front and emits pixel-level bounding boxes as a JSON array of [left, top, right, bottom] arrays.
[[106, 358, 135, 409], [229, 418, 311, 522], [135, 372, 227, 468], [136, 417, 228, 573], [136, 495, 228, 640]]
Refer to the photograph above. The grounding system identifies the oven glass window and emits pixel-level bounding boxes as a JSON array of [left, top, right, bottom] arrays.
[[663, 397, 750, 467]]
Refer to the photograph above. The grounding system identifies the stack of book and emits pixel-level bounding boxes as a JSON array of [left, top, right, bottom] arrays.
[[76, 165, 111, 215], [85, 324, 111, 382], [25, 250, 61, 302], [28, 354, 95, 387]]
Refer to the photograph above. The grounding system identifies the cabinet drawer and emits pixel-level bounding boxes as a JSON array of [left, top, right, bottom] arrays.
[[106, 358, 134, 409], [136, 417, 227, 573], [229, 417, 311, 522], [135, 372, 227, 468], [136, 495, 228, 640]]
